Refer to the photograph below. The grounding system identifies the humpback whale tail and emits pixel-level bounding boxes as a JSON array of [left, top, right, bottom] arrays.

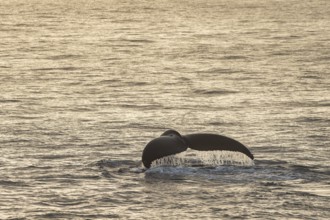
[[142, 129, 254, 168]]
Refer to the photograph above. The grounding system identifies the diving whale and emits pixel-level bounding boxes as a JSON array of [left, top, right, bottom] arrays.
[[142, 129, 254, 168]]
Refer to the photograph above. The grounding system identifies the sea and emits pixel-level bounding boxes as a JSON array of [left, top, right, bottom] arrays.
[[0, 0, 329, 219]]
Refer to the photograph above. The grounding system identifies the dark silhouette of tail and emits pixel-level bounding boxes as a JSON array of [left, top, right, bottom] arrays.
[[183, 133, 254, 160], [142, 129, 253, 168]]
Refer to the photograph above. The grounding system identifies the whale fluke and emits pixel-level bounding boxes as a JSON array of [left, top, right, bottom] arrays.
[[142, 129, 254, 168], [142, 130, 188, 168], [183, 133, 254, 160]]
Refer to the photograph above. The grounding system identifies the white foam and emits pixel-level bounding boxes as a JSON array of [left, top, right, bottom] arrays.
[[151, 150, 254, 168]]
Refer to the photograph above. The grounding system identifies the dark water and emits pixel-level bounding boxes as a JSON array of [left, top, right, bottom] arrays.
[[1, 0, 329, 219]]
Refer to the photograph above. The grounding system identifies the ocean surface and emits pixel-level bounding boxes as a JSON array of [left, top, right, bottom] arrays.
[[1, 0, 329, 219]]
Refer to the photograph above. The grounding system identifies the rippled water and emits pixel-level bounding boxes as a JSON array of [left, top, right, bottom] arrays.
[[1, 0, 329, 219]]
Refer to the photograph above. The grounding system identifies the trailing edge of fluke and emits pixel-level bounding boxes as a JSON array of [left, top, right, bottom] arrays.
[[142, 129, 254, 168]]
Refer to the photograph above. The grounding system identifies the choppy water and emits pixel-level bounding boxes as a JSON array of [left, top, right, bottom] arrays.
[[1, 0, 329, 219]]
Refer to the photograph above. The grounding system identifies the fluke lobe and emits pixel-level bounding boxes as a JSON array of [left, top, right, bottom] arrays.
[[142, 129, 254, 168]]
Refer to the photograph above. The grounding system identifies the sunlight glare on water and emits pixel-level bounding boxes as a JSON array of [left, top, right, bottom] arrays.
[[0, 0, 329, 219]]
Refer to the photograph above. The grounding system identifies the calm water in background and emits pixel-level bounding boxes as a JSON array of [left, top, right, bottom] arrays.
[[0, 0, 329, 219]]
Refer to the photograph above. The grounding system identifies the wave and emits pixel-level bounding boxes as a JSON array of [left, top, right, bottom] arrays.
[[193, 89, 238, 95]]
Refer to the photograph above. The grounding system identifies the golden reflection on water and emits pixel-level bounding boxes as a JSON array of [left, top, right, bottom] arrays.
[[0, 0, 329, 219]]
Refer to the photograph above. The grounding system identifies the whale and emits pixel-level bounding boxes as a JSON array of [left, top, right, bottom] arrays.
[[142, 129, 254, 168]]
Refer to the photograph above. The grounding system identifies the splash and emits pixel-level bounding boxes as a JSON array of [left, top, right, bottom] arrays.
[[151, 154, 188, 167], [151, 150, 254, 168], [197, 151, 254, 166]]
